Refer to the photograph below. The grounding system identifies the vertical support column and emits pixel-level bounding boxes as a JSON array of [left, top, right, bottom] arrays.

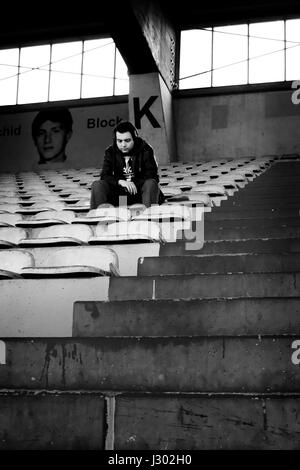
[[129, 72, 177, 164]]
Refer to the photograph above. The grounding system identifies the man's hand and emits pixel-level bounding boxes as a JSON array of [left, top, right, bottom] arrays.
[[118, 180, 137, 195]]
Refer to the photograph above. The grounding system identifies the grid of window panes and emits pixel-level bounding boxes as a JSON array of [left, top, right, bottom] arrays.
[[179, 19, 300, 89], [0, 38, 129, 106]]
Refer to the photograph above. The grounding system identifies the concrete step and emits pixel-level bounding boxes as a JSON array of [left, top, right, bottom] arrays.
[[204, 217, 300, 228], [230, 184, 300, 189], [73, 297, 300, 337], [221, 200, 300, 209], [137, 253, 300, 276], [0, 391, 106, 450], [207, 209, 299, 219], [246, 179, 300, 184], [213, 202, 300, 211], [0, 337, 299, 392], [114, 394, 300, 450], [108, 272, 300, 301], [227, 188, 300, 195], [244, 175, 300, 181], [160, 238, 300, 256], [204, 224, 299, 240], [2, 390, 300, 449]]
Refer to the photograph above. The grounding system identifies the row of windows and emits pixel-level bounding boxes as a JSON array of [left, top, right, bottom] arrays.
[[0, 38, 129, 105], [0, 18, 300, 107], [179, 19, 300, 88]]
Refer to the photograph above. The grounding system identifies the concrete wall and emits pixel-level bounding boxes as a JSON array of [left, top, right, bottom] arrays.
[[1, 88, 299, 170], [174, 89, 300, 162]]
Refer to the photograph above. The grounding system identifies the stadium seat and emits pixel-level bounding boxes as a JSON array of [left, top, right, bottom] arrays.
[[21, 246, 120, 277], [0, 213, 23, 227], [73, 206, 132, 224], [192, 183, 227, 195], [0, 249, 34, 278], [0, 203, 21, 213], [166, 192, 211, 205], [17, 201, 68, 214], [89, 220, 164, 243], [161, 187, 183, 198], [18, 224, 93, 247], [132, 204, 192, 222], [128, 204, 147, 218], [15, 210, 76, 227], [0, 227, 27, 247]]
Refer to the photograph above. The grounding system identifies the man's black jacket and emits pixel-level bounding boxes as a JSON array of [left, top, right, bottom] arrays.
[[100, 137, 159, 188]]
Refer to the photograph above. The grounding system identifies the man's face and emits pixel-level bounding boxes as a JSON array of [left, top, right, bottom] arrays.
[[35, 120, 71, 161], [116, 131, 134, 153]]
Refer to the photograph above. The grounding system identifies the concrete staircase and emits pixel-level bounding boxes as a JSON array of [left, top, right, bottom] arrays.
[[1, 160, 300, 449]]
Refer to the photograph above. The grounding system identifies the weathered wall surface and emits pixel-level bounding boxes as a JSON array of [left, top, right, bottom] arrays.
[[174, 89, 300, 161]]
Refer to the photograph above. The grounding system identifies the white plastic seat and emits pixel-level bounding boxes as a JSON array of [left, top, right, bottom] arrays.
[[19, 198, 61, 206], [89, 220, 163, 244], [161, 187, 183, 197], [183, 176, 209, 184], [168, 171, 187, 179], [19, 224, 93, 247], [128, 204, 147, 218], [163, 182, 194, 191], [0, 191, 18, 197], [0, 227, 27, 247], [18, 190, 53, 196], [0, 249, 34, 279], [66, 199, 90, 211], [167, 192, 211, 205], [17, 201, 68, 214], [15, 210, 76, 228], [0, 197, 21, 204], [159, 176, 176, 185], [21, 246, 120, 278], [73, 206, 132, 224], [0, 213, 23, 227], [192, 184, 226, 195], [132, 204, 192, 222], [0, 203, 21, 213]]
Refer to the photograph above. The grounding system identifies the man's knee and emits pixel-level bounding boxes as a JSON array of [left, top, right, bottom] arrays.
[[142, 178, 158, 191], [91, 180, 109, 192]]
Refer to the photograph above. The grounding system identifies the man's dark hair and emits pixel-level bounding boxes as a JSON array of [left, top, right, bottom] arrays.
[[32, 107, 73, 142], [113, 120, 138, 140]]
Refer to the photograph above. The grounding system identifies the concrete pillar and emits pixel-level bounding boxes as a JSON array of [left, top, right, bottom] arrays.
[[129, 72, 177, 164]]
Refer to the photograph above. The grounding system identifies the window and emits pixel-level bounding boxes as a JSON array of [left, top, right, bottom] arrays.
[[286, 18, 300, 81], [179, 19, 297, 89], [213, 25, 248, 86], [82, 38, 115, 98], [249, 21, 284, 83], [0, 48, 19, 105], [0, 37, 129, 106], [49, 41, 82, 101], [18, 45, 50, 104], [179, 29, 212, 89]]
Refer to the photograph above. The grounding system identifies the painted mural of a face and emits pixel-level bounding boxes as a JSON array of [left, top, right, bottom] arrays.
[[32, 108, 73, 164], [35, 120, 72, 163]]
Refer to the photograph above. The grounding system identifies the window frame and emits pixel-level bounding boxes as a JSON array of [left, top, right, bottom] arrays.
[[178, 18, 300, 94], [0, 35, 129, 109]]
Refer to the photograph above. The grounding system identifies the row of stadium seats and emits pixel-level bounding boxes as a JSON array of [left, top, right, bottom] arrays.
[[0, 156, 275, 208], [0, 219, 166, 248], [0, 246, 120, 279], [0, 205, 194, 228]]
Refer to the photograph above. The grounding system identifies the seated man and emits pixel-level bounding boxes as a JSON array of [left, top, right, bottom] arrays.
[[90, 121, 164, 209]]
